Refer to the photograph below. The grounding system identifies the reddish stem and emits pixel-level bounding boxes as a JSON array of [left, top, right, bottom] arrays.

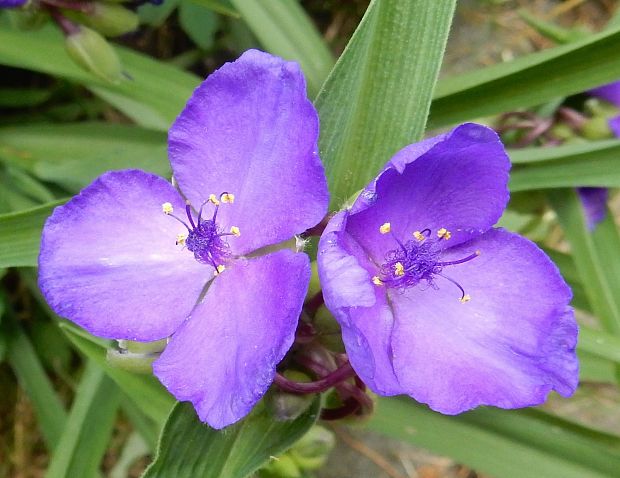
[[48, 8, 81, 35], [274, 361, 356, 394]]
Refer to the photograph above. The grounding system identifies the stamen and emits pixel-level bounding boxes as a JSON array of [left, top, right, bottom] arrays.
[[372, 276, 384, 286], [176, 233, 187, 246], [437, 273, 469, 302], [379, 222, 391, 234], [208, 194, 220, 206], [230, 226, 241, 237], [413, 231, 425, 241], [162, 202, 173, 214], [394, 262, 405, 276], [437, 250, 480, 267], [437, 227, 452, 240], [185, 202, 196, 229], [221, 192, 235, 204], [215, 264, 226, 275]]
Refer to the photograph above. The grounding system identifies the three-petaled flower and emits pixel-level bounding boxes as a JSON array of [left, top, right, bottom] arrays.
[[38, 50, 329, 429], [318, 123, 578, 414]]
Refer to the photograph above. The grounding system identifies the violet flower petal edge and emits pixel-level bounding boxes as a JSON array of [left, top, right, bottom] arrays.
[[318, 211, 402, 395], [38, 170, 214, 341], [153, 249, 310, 429]]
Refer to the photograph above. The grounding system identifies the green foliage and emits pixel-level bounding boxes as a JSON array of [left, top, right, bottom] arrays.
[[142, 397, 321, 478], [2, 2, 620, 477], [315, 0, 456, 207]]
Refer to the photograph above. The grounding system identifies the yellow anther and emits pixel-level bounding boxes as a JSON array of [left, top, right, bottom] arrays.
[[162, 202, 173, 214], [379, 222, 391, 234], [176, 233, 187, 246], [215, 264, 226, 275], [372, 276, 384, 286], [413, 231, 425, 241], [459, 294, 471, 303], [394, 262, 405, 277], [437, 227, 452, 240], [230, 226, 241, 237], [221, 193, 235, 204], [208, 194, 220, 206]]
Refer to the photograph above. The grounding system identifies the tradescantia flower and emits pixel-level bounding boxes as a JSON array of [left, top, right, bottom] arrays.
[[38, 50, 329, 429], [318, 123, 578, 414], [0, 0, 27, 7]]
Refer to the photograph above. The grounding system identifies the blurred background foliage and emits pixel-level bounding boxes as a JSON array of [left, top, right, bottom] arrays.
[[1, 0, 620, 477]]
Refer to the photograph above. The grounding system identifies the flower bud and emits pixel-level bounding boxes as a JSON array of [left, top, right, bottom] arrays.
[[258, 454, 301, 478], [580, 116, 614, 140], [288, 426, 335, 471], [65, 3, 139, 37], [65, 26, 123, 83]]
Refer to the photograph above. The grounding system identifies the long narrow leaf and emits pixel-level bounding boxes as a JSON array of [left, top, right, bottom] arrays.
[[429, 24, 620, 128], [230, 0, 334, 97], [142, 397, 321, 478], [45, 361, 121, 478], [0, 200, 66, 268], [315, 0, 456, 206]]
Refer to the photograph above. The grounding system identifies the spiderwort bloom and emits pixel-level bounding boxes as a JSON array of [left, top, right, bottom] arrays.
[[38, 50, 329, 428], [318, 124, 578, 414], [0, 0, 27, 7]]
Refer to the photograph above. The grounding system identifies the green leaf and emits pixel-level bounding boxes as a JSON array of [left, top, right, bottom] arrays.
[[579, 327, 620, 365], [4, 310, 67, 449], [179, 0, 220, 50], [230, 0, 334, 98], [315, 0, 456, 207], [508, 141, 620, 191], [60, 322, 174, 425], [0, 26, 199, 130], [0, 88, 52, 108], [45, 361, 121, 478], [368, 397, 620, 478], [541, 248, 590, 313], [0, 200, 65, 269], [0, 123, 169, 191], [188, 0, 239, 18], [138, 0, 180, 26], [142, 396, 321, 478], [547, 190, 620, 335], [429, 24, 620, 129]]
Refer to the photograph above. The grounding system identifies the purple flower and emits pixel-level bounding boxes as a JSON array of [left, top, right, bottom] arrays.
[[318, 123, 578, 414], [0, 0, 27, 7], [577, 187, 608, 231], [38, 50, 329, 428], [589, 81, 620, 107]]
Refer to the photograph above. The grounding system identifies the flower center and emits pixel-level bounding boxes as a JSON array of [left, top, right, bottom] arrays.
[[371, 223, 479, 302], [162, 192, 240, 274]]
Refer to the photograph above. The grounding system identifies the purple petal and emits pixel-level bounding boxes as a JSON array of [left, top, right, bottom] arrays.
[[318, 211, 401, 394], [589, 81, 620, 107], [0, 0, 27, 7], [390, 228, 578, 414], [608, 114, 620, 138], [168, 50, 328, 255], [577, 187, 608, 231], [345, 124, 510, 262], [153, 249, 310, 429], [38, 170, 214, 340]]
